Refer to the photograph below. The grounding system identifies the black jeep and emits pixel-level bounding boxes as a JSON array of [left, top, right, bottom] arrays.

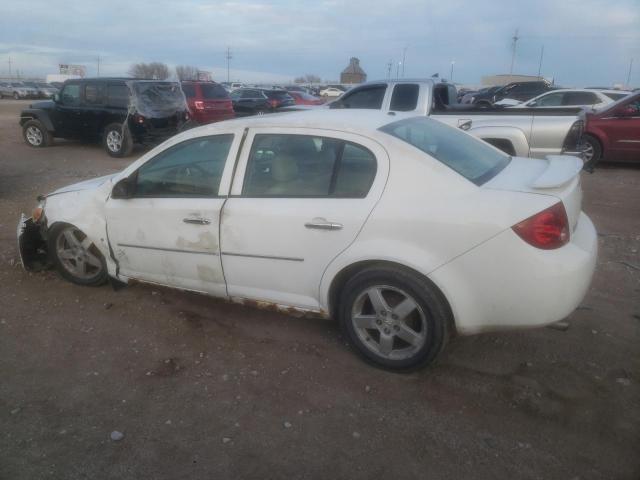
[[19, 78, 190, 157]]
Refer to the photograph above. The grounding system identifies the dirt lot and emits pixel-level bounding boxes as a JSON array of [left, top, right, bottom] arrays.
[[0, 99, 639, 480]]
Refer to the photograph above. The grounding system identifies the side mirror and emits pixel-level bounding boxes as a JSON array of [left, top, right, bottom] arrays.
[[111, 176, 135, 199]]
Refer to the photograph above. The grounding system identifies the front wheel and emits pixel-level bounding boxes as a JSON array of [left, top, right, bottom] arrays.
[[339, 266, 449, 371], [48, 224, 108, 286], [103, 123, 133, 158], [582, 134, 602, 171], [22, 119, 52, 148]]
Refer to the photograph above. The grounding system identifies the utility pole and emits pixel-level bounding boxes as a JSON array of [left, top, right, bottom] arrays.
[[509, 28, 519, 78], [537, 45, 544, 78], [401, 47, 407, 77], [8, 56, 12, 78], [450, 60, 455, 82], [627, 58, 634, 87], [386, 60, 392, 79], [97, 56, 100, 77], [226, 46, 232, 83], [396, 61, 400, 79]]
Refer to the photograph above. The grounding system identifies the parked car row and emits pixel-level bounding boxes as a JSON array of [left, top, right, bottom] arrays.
[[0, 81, 60, 99]]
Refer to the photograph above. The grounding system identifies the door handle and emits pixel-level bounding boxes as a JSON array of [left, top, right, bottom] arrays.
[[305, 220, 343, 230], [183, 217, 211, 225]]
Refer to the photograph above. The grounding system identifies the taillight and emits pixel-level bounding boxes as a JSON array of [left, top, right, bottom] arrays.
[[194, 100, 205, 110], [268, 99, 278, 108], [133, 114, 145, 124], [512, 202, 570, 250]]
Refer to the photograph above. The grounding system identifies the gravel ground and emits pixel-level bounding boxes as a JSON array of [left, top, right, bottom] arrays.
[[1, 99, 639, 480]]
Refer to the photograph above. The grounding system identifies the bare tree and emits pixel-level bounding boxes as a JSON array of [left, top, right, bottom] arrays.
[[175, 65, 199, 81], [295, 74, 321, 84], [128, 62, 170, 80]]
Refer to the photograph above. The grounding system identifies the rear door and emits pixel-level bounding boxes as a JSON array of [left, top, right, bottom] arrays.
[[220, 128, 389, 310], [79, 82, 107, 137]]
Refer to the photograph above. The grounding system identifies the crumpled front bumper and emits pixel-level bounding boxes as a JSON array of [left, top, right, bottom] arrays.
[[17, 214, 49, 271]]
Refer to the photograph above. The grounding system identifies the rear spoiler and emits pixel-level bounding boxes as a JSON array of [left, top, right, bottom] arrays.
[[531, 155, 584, 189]]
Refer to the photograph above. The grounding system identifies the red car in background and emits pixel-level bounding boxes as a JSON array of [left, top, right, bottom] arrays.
[[288, 91, 324, 106], [181, 81, 235, 125], [583, 92, 640, 168]]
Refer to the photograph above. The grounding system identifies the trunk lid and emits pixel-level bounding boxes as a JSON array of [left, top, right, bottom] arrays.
[[483, 155, 584, 231]]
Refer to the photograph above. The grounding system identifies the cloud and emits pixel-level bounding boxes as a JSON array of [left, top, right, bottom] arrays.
[[0, 0, 638, 86]]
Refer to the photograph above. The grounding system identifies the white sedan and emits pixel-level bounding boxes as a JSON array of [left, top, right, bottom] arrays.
[[496, 88, 630, 108], [18, 111, 597, 370], [319, 87, 344, 98]]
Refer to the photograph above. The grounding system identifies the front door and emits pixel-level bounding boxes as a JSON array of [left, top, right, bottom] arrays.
[[51, 82, 84, 137], [220, 128, 388, 310], [105, 133, 239, 296], [606, 98, 640, 162]]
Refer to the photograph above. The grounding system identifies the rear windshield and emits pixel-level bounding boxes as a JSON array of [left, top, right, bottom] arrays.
[[379, 117, 511, 185], [264, 90, 291, 100], [201, 83, 229, 99], [131, 82, 187, 116]]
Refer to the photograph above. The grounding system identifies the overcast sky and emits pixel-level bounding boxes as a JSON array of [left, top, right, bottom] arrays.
[[0, 0, 638, 86]]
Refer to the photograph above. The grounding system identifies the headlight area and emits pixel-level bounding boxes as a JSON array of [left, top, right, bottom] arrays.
[[17, 198, 49, 271]]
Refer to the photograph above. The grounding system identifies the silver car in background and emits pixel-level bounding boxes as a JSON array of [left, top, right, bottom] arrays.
[[0, 82, 39, 99]]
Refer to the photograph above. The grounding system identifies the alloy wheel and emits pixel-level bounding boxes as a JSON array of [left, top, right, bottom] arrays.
[[55, 227, 104, 280], [25, 126, 43, 146], [351, 285, 428, 360], [106, 130, 123, 153]]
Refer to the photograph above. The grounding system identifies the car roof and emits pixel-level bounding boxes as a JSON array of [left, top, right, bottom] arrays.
[[195, 109, 407, 136]]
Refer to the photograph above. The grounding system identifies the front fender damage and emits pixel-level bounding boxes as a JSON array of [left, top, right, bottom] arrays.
[[17, 214, 49, 271]]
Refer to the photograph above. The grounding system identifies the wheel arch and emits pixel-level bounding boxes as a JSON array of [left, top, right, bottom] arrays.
[[325, 259, 457, 336], [20, 110, 54, 131]]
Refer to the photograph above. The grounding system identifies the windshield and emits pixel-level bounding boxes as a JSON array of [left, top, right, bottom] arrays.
[[201, 83, 229, 99], [602, 91, 629, 101], [379, 117, 511, 185]]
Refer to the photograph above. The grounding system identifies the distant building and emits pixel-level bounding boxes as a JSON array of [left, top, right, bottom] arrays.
[[481, 74, 553, 86], [340, 57, 367, 84]]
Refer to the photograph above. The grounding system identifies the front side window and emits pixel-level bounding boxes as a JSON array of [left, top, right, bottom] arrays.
[[243, 134, 377, 197], [135, 135, 233, 197], [380, 117, 510, 186], [60, 84, 81, 105], [390, 84, 419, 111], [338, 85, 386, 109]]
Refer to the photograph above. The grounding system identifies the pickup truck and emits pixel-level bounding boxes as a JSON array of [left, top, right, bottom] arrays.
[[327, 79, 585, 159]]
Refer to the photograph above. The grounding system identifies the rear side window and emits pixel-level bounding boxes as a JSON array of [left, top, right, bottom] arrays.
[[201, 83, 229, 99], [563, 92, 599, 105], [339, 85, 386, 109], [390, 84, 419, 111], [243, 134, 377, 197], [135, 135, 234, 198], [181, 84, 196, 98], [106, 85, 129, 108], [380, 117, 510, 185], [84, 84, 105, 105]]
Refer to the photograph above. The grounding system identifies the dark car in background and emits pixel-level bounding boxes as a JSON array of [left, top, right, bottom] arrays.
[[181, 81, 235, 125], [582, 92, 640, 168], [471, 81, 555, 107], [230, 88, 294, 116], [19, 77, 190, 157]]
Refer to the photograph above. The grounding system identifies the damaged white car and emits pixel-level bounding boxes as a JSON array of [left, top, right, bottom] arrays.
[[18, 111, 597, 370]]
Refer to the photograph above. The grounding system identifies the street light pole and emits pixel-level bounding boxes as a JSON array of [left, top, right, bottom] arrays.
[[226, 46, 233, 83], [401, 47, 407, 77], [450, 61, 455, 82]]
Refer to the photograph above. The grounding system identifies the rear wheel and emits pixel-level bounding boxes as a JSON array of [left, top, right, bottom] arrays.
[[103, 122, 133, 158], [582, 134, 602, 171], [22, 119, 52, 148], [339, 266, 449, 371], [48, 224, 108, 286]]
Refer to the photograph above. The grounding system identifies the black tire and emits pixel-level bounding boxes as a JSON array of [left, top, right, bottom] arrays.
[[22, 119, 52, 148], [338, 265, 449, 371], [48, 223, 108, 286], [582, 134, 602, 171], [103, 122, 133, 158]]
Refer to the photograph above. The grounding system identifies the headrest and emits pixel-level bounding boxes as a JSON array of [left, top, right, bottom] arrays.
[[271, 154, 299, 182]]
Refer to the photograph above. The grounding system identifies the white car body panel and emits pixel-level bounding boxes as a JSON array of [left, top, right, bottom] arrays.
[[32, 111, 597, 337]]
